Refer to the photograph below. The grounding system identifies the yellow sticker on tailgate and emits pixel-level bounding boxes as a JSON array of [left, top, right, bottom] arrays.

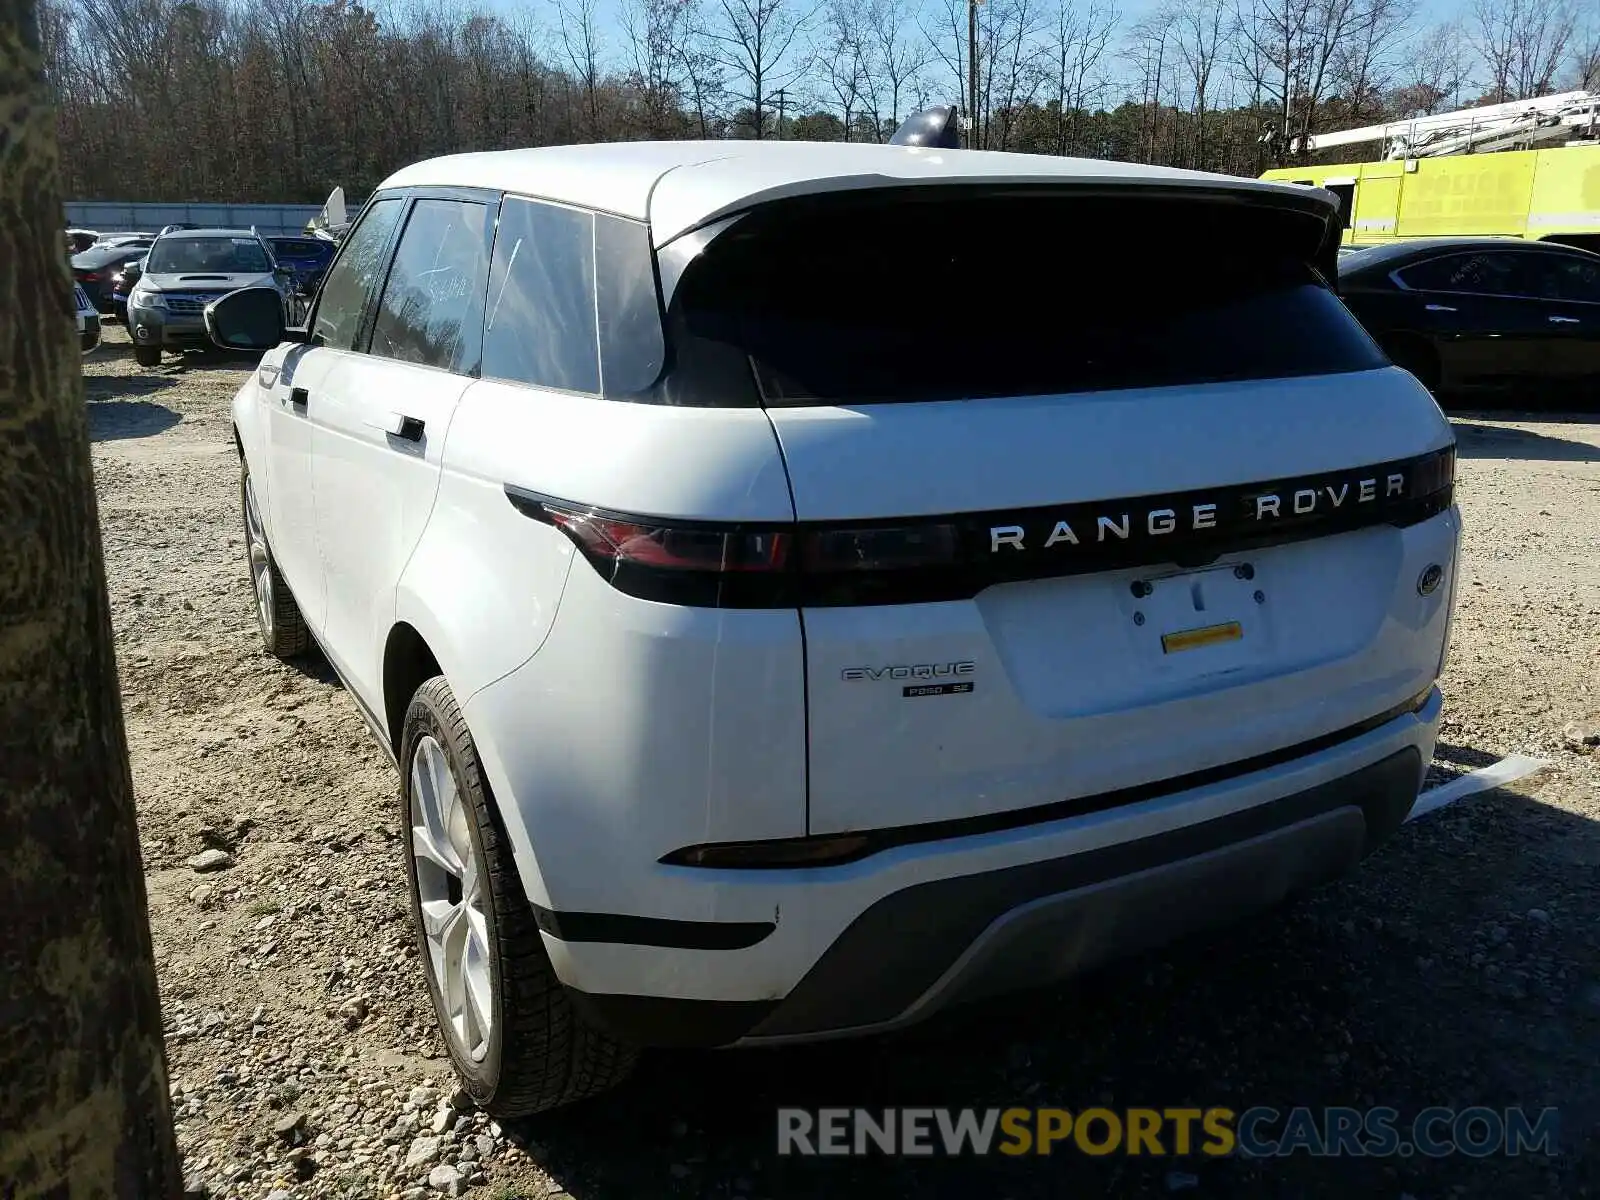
[[1160, 621, 1244, 654]]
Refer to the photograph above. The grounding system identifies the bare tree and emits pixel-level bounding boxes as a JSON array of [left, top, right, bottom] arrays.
[[622, 0, 691, 135], [1170, 0, 1226, 165], [555, 0, 605, 137], [1470, 0, 1576, 102], [708, 0, 811, 137], [1327, 0, 1413, 124], [1126, 8, 1171, 163], [1044, 0, 1117, 155], [813, 0, 871, 137], [1572, 22, 1599, 88], [2, 0, 183, 1194], [861, 0, 930, 138], [1390, 19, 1470, 115], [980, 0, 1048, 149]]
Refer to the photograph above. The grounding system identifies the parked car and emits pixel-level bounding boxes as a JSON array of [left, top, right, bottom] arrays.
[[94, 232, 157, 248], [127, 228, 294, 367], [205, 138, 1460, 1118], [111, 255, 145, 324], [1337, 236, 1600, 402], [74, 283, 101, 354], [268, 236, 336, 296], [65, 228, 99, 254], [71, 242, 154, 313]]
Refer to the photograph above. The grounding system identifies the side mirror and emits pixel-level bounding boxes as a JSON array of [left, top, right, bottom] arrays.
[[205, 286, 289, 352]]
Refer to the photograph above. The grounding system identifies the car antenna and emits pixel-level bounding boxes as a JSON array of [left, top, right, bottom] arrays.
[[888, 105, 964, 150]]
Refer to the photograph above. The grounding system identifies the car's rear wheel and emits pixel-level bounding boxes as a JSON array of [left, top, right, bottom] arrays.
[[134, 344, 162, 368], [400, 676, 637, 1117], [240, 462, 309, 658]]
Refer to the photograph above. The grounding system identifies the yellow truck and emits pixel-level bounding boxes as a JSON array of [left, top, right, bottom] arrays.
[[1260, 92, 1600, 253]]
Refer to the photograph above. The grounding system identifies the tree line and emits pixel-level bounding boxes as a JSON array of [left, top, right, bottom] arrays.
[[41, 0, 1600, 203]]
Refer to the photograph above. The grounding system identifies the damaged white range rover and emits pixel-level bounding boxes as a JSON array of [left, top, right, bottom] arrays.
[[207, 126, 1460, 1116]]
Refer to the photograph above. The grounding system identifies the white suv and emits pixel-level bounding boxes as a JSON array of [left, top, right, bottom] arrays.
[[206, 137, 1460, 1117]]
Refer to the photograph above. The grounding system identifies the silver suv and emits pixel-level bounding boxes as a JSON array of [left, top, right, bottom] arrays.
[[128, 228, 293, 367]]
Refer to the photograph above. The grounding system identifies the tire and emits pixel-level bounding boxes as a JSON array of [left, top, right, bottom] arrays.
[[400, 676, 637, 1117], [240, 461, 310, 658], [134, 344, 162, 368]]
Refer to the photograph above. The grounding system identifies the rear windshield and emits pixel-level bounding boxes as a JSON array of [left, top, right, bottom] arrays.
[[273, 240, 330, 261], [669, 191, 1382, 406], [146, 236, 270, 275]]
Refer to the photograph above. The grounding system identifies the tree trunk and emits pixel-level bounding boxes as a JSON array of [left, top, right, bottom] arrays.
[[0, 1, 183, 1196]]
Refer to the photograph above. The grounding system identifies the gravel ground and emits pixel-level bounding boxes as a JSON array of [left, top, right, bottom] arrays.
[[85, 325, 1599, 1200]]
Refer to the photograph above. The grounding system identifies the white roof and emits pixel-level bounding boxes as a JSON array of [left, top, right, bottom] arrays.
[[377, 140, 1327, 246]]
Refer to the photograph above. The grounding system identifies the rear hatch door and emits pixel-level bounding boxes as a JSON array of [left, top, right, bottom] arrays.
[[666, 184, 1457, 836]]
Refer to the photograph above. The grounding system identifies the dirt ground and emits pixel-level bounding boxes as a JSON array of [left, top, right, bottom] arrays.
[[84, 324, 1599, 1200]]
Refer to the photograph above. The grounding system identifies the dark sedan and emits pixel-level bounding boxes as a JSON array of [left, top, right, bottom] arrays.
[[268, 236, 335, 296], [1337, 237, 1600, 404], [71, 241, 154, 314]]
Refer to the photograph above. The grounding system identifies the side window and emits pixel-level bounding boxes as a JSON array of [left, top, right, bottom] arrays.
[[312, 197, 405, 351], [482, 196, 600, 394], [595, 214, 665, 395], [1397, 252, 1522, 296], [369, 199, 492, 374], [1524, 252, 1600, 304]]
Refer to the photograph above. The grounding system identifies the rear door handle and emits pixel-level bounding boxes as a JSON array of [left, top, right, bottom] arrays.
[[366, 411, 426, 442], [289, 386, 309, 409], [1548, 315, 1580, 324], [1424, 303, 1457, 313]]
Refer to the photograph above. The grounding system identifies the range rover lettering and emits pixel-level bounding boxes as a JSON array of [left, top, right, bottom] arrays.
[[208, 130, 1460, 1117]]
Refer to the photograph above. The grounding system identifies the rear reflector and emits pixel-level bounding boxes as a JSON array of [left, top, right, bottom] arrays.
[[505, 444, 1456, 609]]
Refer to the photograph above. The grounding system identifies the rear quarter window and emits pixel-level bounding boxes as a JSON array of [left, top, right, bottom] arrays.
[[481, 197, 664, 397]]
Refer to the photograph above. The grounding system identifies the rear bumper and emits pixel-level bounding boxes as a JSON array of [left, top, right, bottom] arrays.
[[552, 689, 1439, 1048]]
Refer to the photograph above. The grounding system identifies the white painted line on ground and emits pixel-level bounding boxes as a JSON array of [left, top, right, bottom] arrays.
[[1407, 755, 1549, 823]]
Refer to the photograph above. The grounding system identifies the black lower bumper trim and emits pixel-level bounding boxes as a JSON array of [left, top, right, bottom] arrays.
[[565, 747, 1421, 1048], [750, 747, 1420, 1038]]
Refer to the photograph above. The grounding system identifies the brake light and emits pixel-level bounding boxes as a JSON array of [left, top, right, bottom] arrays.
[[544, 508, 791, 573]]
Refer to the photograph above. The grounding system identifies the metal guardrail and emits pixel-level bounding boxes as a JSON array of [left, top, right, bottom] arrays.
[[64, 201, 328, 236]]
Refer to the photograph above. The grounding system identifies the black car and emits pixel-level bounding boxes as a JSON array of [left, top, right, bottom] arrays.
[[1337, 237, 1600, 403], [110, 256, 146, 324], [268, 236, 336, 295], [70, 242, 154, 314]]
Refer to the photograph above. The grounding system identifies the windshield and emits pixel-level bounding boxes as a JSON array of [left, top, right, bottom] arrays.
[[146, 236, 270, 275]]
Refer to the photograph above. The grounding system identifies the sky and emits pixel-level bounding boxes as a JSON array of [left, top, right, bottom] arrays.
[[471, 0, 1472, 111]]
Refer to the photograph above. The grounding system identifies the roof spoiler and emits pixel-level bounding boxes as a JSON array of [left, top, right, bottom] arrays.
[[889, 105, 962, 149]]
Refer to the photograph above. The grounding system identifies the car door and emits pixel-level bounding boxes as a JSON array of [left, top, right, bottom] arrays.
[[1517, 248, 1600, 396], [1391, 250, 1553, 394], [260, 195, 407, 637], [310, 191, 496, 707]]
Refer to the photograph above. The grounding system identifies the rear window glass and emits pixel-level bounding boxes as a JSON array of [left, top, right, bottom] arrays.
[[669, 191, 1382, 406]]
